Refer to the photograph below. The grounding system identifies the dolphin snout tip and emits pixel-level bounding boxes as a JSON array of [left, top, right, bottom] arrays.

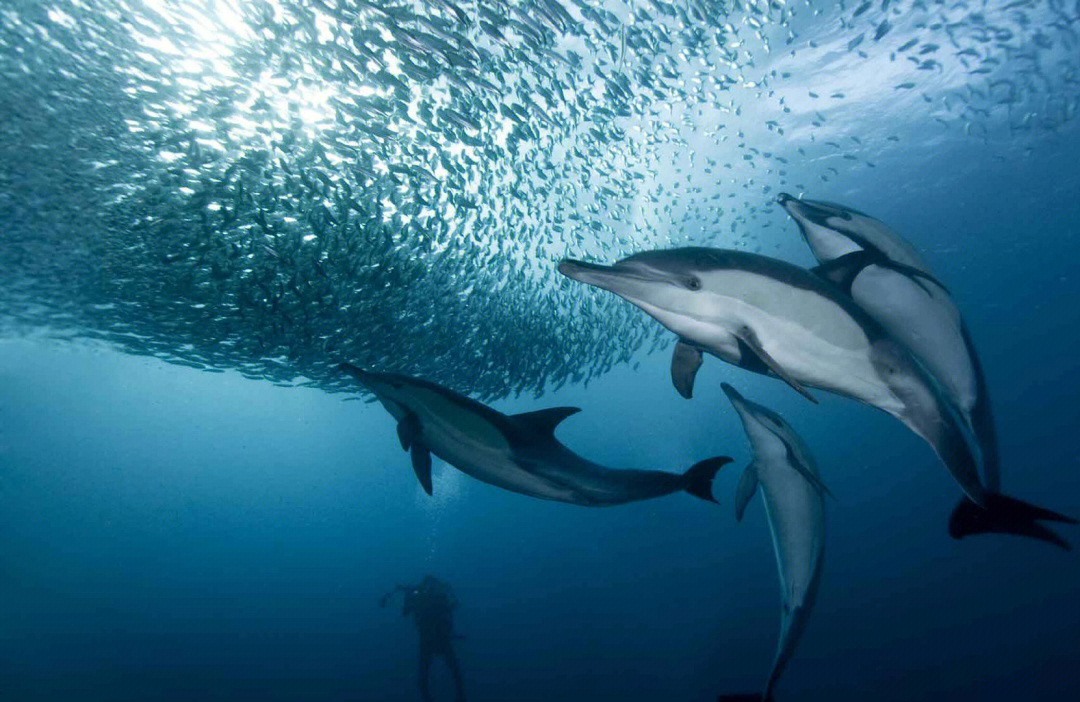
[[337, 362, 373, 383], [558, 258, 612, 283], [720, 382, 741, 401], [557, 259, 581, 279]]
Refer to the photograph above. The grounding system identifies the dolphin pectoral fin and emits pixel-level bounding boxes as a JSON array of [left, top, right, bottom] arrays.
[[734, 464, 759, 522], [671, 340, 704, 399], [397, 413, 421, 451], [736, 327, 818, 404], [410, 444, 433, 495], [511, 407, 581, 437]]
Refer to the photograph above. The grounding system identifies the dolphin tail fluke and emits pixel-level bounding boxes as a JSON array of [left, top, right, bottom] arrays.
[[683, 456, 733, 504], [949, 493, 1077, 550]]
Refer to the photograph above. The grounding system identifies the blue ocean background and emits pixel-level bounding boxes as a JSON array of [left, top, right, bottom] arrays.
[[4, 1, 1080, 700]]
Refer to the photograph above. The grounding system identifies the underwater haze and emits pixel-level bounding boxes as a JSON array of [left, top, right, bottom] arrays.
[[3, 0, 1080, 700]]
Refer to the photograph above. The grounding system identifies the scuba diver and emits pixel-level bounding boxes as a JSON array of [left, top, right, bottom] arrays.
[[381, 575, 466, 702]]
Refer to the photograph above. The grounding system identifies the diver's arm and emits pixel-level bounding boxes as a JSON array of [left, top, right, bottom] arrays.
[[379, 584, 412, 608]]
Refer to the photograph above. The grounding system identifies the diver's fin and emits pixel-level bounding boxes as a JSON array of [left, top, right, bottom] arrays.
[[671, 340, 704, 399], [734, 464, 760, 522], [397, 413, 421, 451], [682, 456, 733, 504], [949, 493, 1077, 550], [410, 444, 433, 495], [961, 322, 1001, 492], [736, 327, 817, 403], [512, 407, 581, 436]]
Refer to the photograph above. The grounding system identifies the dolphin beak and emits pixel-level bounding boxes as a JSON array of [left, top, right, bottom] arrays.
[[721, 383, 754, 427], [776, 192, 803, 219], [559, 259, 615, 284], [338, 362, 375, 388], [720, 382, 745, 407], [557, 258, 649, 297]]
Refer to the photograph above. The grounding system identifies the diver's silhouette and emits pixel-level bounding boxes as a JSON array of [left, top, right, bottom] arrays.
[[381, 575, 466, 702]]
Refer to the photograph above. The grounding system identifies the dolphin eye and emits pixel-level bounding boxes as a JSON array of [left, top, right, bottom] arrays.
[[685, 276, 701, 291]]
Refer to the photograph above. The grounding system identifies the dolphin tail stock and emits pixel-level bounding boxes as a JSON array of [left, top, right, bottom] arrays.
[[949, 492, 1077, 550], [872, 340, 987, 506], [682, 456, 734, 504], [961, 322, 1001, 492]]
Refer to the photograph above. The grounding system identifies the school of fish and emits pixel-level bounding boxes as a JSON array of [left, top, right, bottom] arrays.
[[3, 2, 1080, 700], [3, 0, 1080, 397]]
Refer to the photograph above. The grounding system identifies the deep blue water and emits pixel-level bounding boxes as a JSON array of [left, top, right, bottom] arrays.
[[5, 1, 1080, 701]]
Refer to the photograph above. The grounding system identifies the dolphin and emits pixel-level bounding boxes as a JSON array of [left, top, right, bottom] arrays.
[[558, 247, 987, 506], [338, 363, 730, 506], [776, 192, 1000, 493], [776, 195, 1076, 547], [719, 383, 827, 702]]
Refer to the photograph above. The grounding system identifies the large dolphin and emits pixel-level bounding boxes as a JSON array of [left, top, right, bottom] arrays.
[[719, 383, 827, 702], [558, 247, 987, 505], [775, 192, 1000, 492], [338, 364, 730, 506], [776, 194, 1076, 547]]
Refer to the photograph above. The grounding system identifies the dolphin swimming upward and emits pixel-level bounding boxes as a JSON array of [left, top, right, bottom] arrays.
[[558, 248, 987, 506], [777, 194, 1076, 548], [719, 384, 827, 702], [338, 364, 729, 506], [776, 193, 1000, 491]]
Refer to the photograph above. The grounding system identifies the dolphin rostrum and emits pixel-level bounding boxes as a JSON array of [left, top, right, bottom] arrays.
[[776, 192, 1000, 492], [719, 383, 827, 702], [558, 247, 987, 506], [338, 364, 730, 506], [777, 194, 1075, 547]]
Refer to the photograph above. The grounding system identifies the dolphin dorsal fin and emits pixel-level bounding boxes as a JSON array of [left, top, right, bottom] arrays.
[[814, 250, 950, 297], [734, 463, 759, 522], [512, 407, 581, 436], [671, 340, 704, 399], [811, 250, 879, 293]]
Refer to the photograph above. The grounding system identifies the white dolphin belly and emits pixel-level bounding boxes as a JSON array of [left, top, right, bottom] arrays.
[[760, 464, 826, 609], [689, 270, 905, 413]]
